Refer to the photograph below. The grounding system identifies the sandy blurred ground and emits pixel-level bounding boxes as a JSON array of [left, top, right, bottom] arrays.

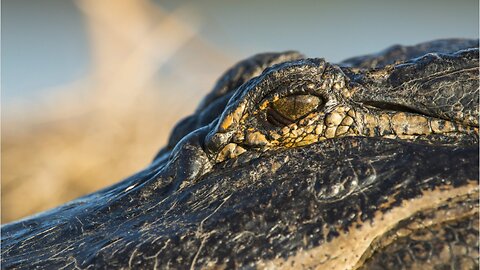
[[2, 0, 236, 223]]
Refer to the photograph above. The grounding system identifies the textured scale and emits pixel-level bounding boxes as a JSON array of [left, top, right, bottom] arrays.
[[1, 39, 478, 270]]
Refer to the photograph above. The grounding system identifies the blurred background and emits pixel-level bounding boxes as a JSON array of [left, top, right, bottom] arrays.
[[2, 0, 479, 223]]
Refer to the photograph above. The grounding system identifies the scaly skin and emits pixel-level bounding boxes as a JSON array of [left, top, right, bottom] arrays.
[[202, 48, 478, 162], [1, 39, 478, 270]]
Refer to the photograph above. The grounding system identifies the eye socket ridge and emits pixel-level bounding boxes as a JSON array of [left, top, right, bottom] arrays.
[[267, 94, 323, 126]]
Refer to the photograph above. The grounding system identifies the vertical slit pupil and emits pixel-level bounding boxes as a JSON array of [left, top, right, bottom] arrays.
[[271, 94, 321, 122]]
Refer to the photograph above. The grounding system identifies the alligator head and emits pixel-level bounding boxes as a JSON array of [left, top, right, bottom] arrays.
[[161, 46, 478, 180], [2, 39, 478, 270]]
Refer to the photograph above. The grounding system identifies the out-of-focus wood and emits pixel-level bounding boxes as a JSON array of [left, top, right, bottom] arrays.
[[2, 0, 236, 223]]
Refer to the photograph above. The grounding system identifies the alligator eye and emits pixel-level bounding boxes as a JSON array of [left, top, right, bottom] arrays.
[[267, 95, 322, 126]]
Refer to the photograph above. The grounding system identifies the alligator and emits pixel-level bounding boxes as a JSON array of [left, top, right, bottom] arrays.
[[2, 39, 479, 270]]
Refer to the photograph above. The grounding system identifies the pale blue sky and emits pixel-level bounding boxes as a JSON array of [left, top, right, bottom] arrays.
[[2, 0, 479, 101]]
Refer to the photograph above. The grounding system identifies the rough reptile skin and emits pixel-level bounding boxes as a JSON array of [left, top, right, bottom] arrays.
[[2, 39, 478, 270]]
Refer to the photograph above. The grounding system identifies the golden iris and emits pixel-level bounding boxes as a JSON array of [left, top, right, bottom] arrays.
[[272, 95, 321, 121]]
